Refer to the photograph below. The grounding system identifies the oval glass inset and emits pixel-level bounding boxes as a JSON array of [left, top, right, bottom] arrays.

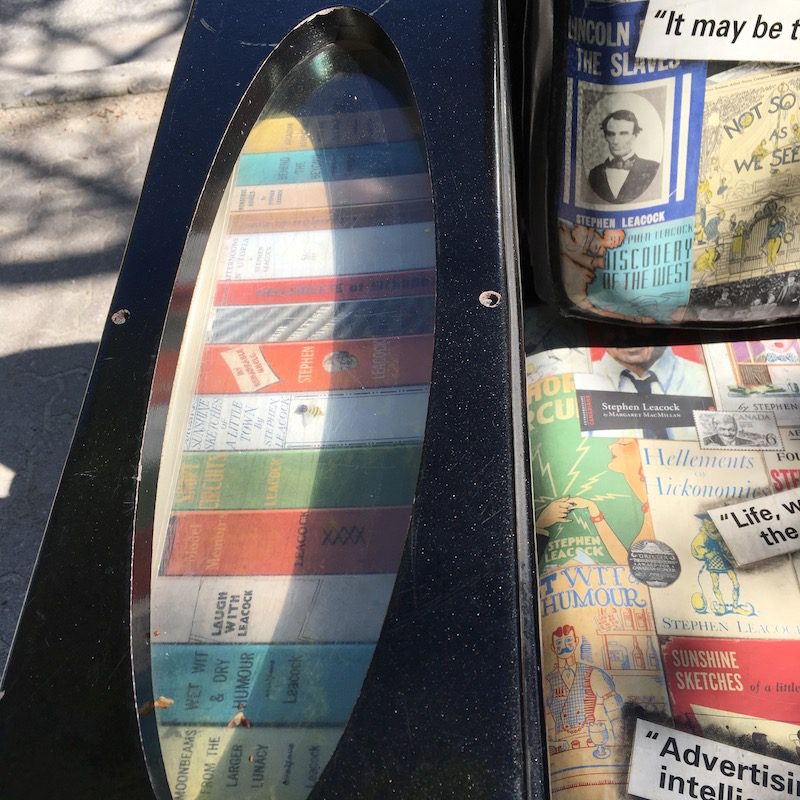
[[137, 18, 435, 800]]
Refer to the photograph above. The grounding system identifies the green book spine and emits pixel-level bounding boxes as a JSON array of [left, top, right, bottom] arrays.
[[174, 445, 423, 510]]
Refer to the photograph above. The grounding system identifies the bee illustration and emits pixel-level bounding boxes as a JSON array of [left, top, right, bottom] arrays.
[[295, 404, 324, 426]]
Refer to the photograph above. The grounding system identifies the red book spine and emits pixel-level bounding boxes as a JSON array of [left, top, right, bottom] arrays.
[[213, 269, 436, 306], [162, 507, 411, 575], [196, 335, 435, 394]]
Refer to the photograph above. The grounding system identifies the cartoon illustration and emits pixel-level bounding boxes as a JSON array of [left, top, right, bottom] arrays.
[[559, 223, 654, 322], [544, 624, 624, 756], [535, 438, 653, 564], [697, 177, 713, 229], [702, 207, 725, 243], [753, 200, 789, 272], [690, 514, 755, 616], [295, 403, 324, 426], [693, 244, 721, 288]]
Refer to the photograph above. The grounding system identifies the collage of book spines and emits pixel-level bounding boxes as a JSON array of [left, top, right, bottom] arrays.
[[228, 105, 430, 231], [152, 104, 431, 737]]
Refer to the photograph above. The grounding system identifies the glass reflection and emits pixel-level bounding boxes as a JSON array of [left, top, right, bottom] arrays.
[[142, 30, 435, 800]]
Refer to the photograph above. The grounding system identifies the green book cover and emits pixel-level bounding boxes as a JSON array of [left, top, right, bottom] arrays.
[[527, 371, 649, 571], [174, 446, 423, 510]]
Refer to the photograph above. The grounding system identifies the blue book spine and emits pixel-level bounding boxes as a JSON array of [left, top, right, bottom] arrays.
[[235, 141, 427, 186], [209, 296, 436, 343], [152, 643, 375, 726]]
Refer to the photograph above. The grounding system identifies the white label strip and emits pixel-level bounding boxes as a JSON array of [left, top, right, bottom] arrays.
[[637, 1, 800, 62], [707, 486, 800, 565], [629, 719, 800, 800]]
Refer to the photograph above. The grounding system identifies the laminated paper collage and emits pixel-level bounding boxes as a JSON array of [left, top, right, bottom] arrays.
[[527, 335, 800, 800], [558, 0, 800, 325]]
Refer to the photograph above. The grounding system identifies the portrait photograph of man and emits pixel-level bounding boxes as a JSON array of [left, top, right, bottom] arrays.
[[573, 344, 714, 440], [576, 82, 671, 210], [588, 110, 659, 204]]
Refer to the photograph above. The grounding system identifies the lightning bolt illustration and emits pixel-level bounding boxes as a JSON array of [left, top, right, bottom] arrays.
[[573, 515, 591, 531], [563, 437, 592, 495], [588, 492, 627, 503], [530, 441, 557, 499]]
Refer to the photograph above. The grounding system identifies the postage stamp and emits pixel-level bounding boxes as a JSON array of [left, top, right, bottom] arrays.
[[693, 409, 783, 451]]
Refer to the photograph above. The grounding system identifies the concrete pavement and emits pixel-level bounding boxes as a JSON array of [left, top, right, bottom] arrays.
[[0, 0, 190, 670]]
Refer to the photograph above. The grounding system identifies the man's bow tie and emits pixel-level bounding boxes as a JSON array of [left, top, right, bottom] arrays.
[[608, 157, 634, 170]]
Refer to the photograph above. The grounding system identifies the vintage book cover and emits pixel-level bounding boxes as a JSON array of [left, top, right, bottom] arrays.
[[151, 642, 374, 726], [527, 370, 654, 572], [173, 446, 423, 511], [241, 106, 418, 153], [160, 507, 411, 575], [573, 344, 715, 440], [539, 564, 669, 800], [158, 725, 342, 800], [183, 388, 429, 450], [213, 269, 436, 307], [234, 141, 426, 186], [703, 339, 800, 425], [687, 67, 800, 321], [556, 0, 705, 322], [195, 336, 435, 395], [229, 174, 432, 213], [527, 331, 800, 798], [226, 198, 432, 235], [219, 223, 436, 281], [150, 574, 397, 643], [639, 438, 800, 640], [660, 636, 800, 743], [208, 296, 435, 343]]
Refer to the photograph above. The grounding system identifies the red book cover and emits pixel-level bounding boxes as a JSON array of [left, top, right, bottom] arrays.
[[213, 269, 436, 306], [162, 506, 411, 575], [661, 636, 800, 729], [196, 335, 434, 394]]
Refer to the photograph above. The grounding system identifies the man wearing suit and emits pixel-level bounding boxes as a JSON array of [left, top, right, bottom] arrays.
[[588, 110, 659, 204], [702, 414, 752, 448]]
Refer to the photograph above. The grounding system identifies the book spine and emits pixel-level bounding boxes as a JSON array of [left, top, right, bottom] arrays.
[[196, 335, 435, 394], [213, 268, 436, 306], [184, 388, 429, 450], [220, 222, 436, 281], [208, 296, 435, 343], [152, 642, 374, 725], [159, 725, 342, 799], [161, 506, 411, 575], [227, 198, 433, 235], [234, 141, 426, 186], [230, 174, 432, 212], [173, 446, 423, 510], [150, 574, 398, 641], [241, 106, 418, 153]]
